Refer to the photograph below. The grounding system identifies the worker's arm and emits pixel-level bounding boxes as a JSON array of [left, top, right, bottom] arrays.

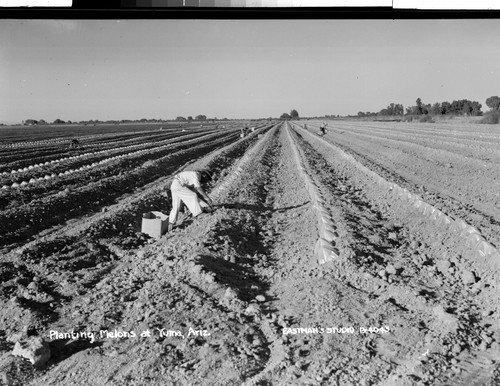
[[195, 187, 214, 210]]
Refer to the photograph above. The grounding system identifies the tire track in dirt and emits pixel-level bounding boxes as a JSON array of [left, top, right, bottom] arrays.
[[291, 126, 500, 385]]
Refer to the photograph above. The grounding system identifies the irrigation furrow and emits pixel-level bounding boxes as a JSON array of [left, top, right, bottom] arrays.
[[308, 121, 500, 167], [0, 122, 277, 385], [0, 130, 228, 210], [304, 120, 500, 148], [291, 125, 500, 384], [293, 123, 500, 251], [0, 131, 239, 249], [0, 128, 213, 175], [3, 119, 498, 385], [0, 124, 272, 261]]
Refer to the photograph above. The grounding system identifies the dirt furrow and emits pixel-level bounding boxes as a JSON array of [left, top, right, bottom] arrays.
[[291, 126, 500, 385], [294, 123, 500, 252], [0, 129, 217, 187], [308, 120, 500, 149], [2, 119, 499, 386], [0, 129, 195, 168], [0, 131, 240, 250], [0, 124, 277, 385]]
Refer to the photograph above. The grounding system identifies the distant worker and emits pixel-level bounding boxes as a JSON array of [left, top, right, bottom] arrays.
[[168, 170, 214, 232], [69, 139, 80, 149], [319, 123, 328, 136], [304, 124, 307, 130]]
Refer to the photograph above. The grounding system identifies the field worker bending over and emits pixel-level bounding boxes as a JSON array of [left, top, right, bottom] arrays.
[[319, 123, 328, 136], [168, 170, 214, 232]]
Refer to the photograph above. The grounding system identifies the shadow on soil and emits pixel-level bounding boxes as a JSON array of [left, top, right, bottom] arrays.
[[196, 254, 271, 302]]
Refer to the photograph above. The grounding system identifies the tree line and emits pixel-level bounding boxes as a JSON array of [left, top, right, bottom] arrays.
[[175, 115, 229, 122], [280, 109, 299, 120], [21, 116, 224, 126], [361, 95, 500, 118]]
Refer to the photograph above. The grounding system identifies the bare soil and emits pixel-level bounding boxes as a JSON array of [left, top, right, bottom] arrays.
[[1, 121, 499, 385]]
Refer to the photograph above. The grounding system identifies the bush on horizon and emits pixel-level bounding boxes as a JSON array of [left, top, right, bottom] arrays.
[[419, 115, 435, 123], [480, 110, 500, 124]]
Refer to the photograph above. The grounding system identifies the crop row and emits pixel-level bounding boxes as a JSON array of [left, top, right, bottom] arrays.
[[0, 124, 273, 386], [330, 119, 500, 141], [0, 130, 236, 212], [0, 123, 272, 255], [0, 127, 207, 166], [0, 123, 185, 147], [209, 124, 279, 202], [306, 120, 500, 158], [0, 129, 218, 184], [295, 124, 500, 270], [297, 121, 500, 229], [307, 121, 500, 170], [0, 130, 240, 249], [286, 124, 339, 265]]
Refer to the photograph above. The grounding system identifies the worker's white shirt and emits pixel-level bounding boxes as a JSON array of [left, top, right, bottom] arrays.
[[174, 171, 201, 189]]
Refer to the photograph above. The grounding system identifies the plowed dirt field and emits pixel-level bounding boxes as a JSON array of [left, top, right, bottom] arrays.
[[1, 120, 499, 386]]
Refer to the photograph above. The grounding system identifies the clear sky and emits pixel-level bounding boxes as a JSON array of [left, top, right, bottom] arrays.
[[1, 19, 499, 123]]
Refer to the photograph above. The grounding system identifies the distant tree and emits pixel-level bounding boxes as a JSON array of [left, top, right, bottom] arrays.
[[448, 99, 482, 116], [25, 119, 37, 125], [357, 112, 365, 117], [38, 119, 47, 125], [195, 115, 207, 121], [379, 103, 404, 116], [176, 116, 187, 121], [53, 119, 65, 124], [394, 104, 404, 115], [280, 113, 291, 120], [440, 101, 451, 114], [290, 109, 299, 120], [187, 116, 193, 121], [470, 101, 483, 116], [416, 98, 423, 115], [429, 103, 441, 115], [486, 96, 500, 111]]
